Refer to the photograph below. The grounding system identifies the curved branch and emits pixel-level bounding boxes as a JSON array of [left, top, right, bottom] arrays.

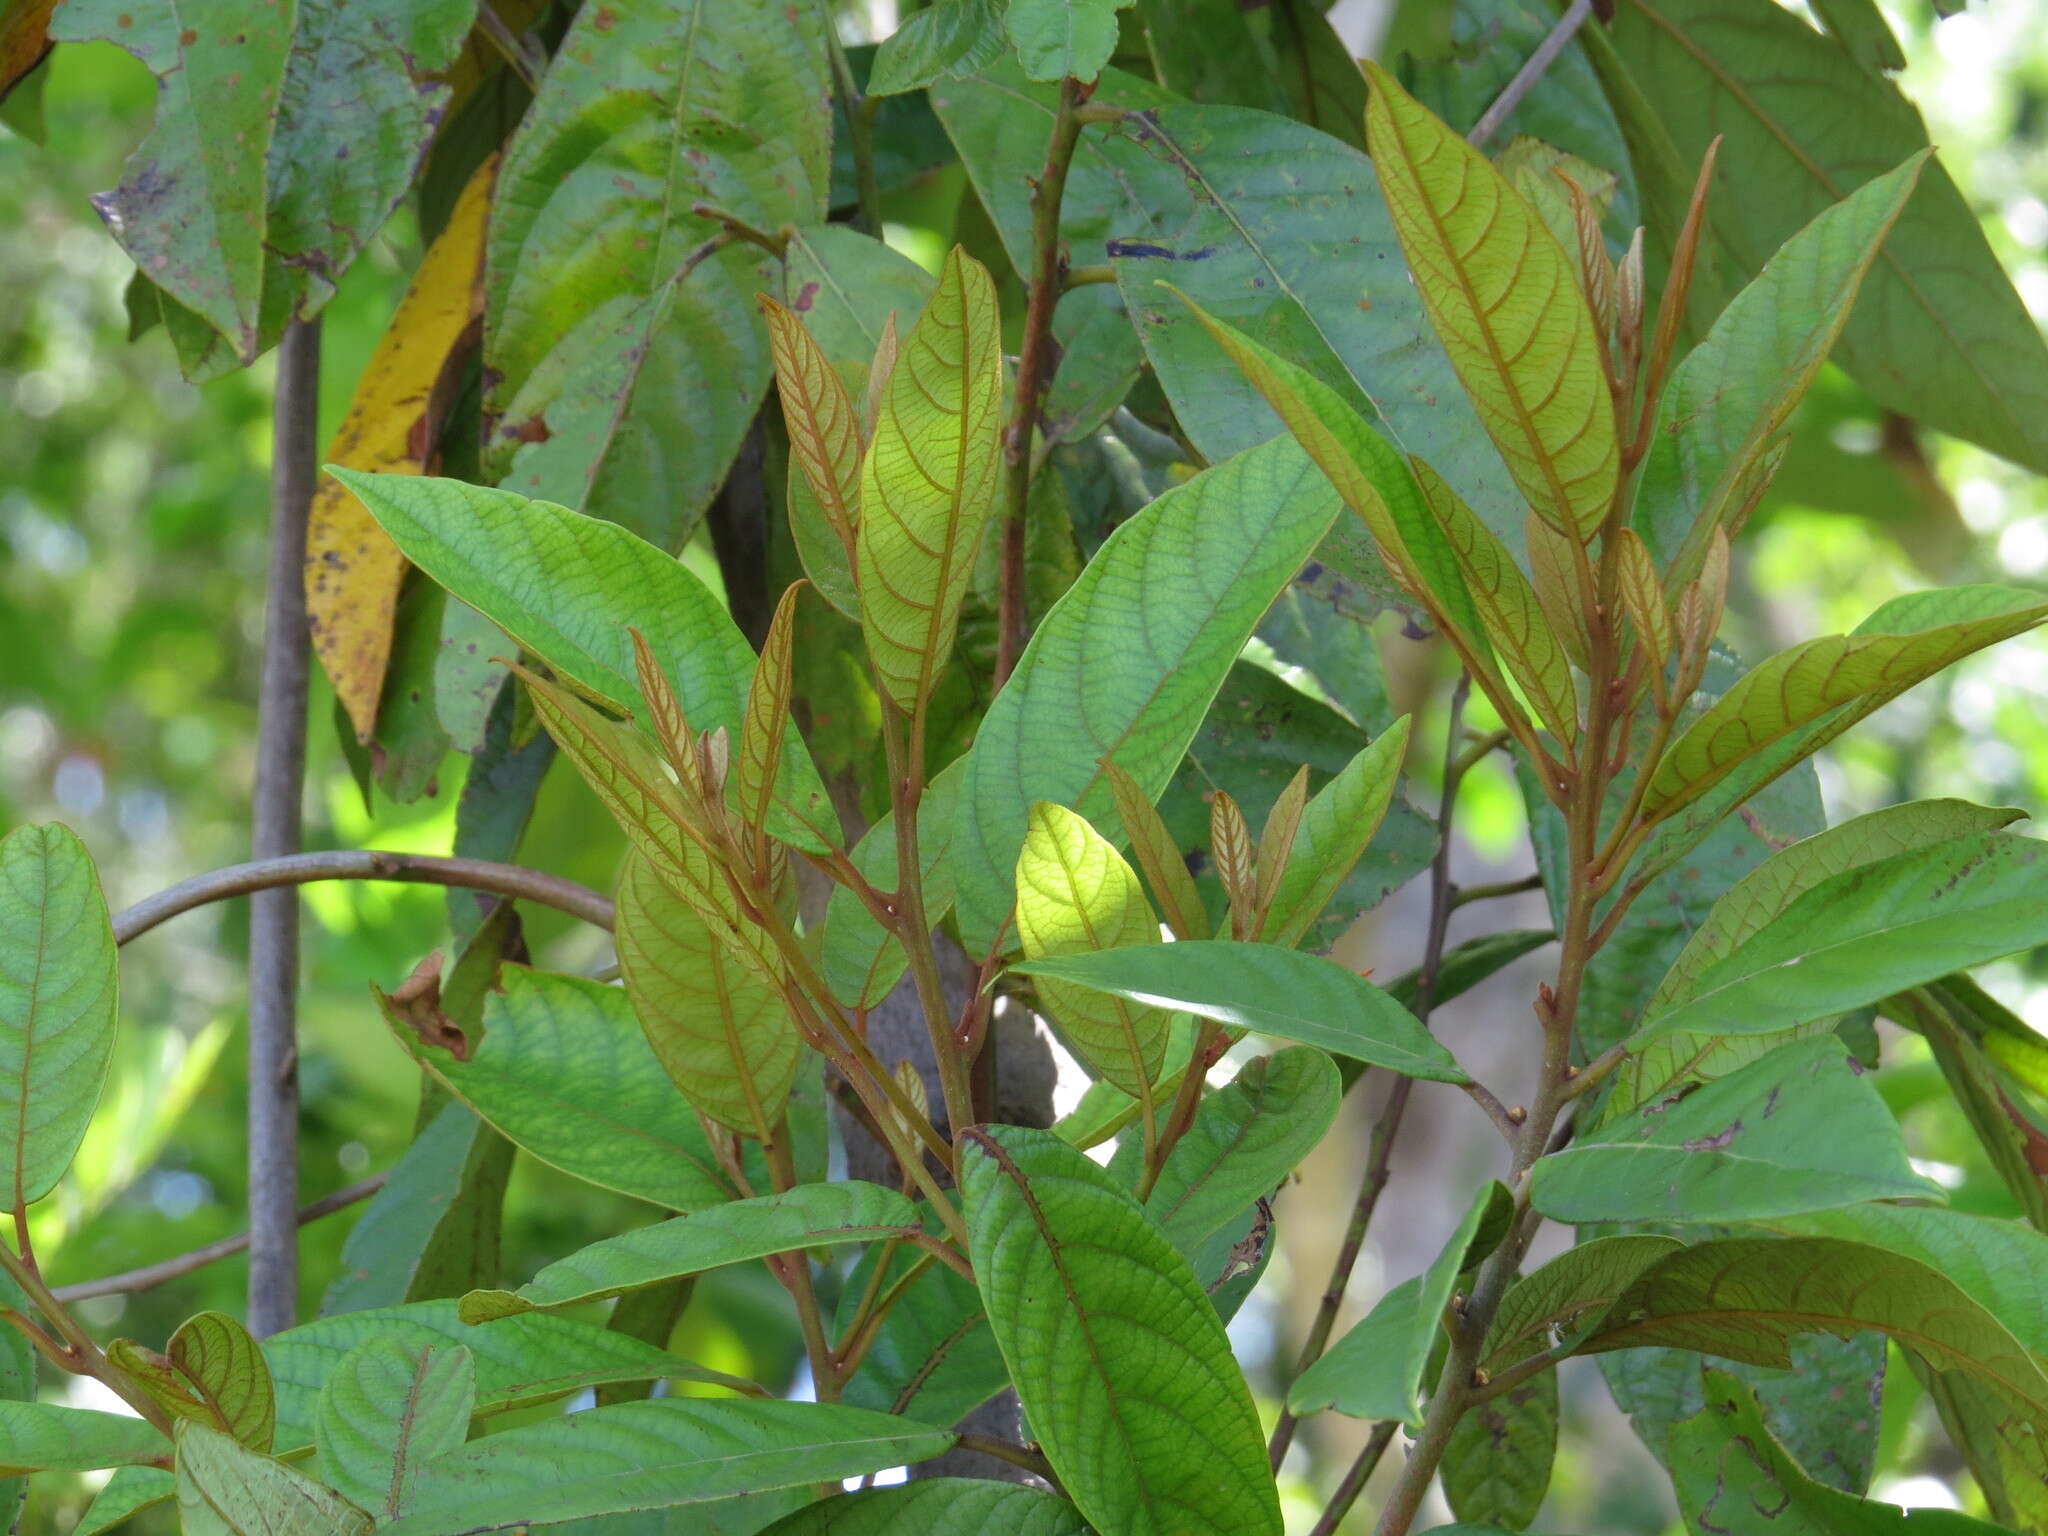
[[114, 851, 615, 946], [51, 1174, 387, 1305]]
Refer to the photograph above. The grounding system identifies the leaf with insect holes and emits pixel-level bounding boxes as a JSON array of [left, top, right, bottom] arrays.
[[615, 853, 798, 1140], [1532, 1037, 1939, 1224], [1012, 941, 1469, 1083], [314, 1341, 474, 1520], [1364, 63, 1618, 541], [1016, 803, 1175, 1098], [856, 246, 1003, 716], [959, 1125, 1281, 1536]]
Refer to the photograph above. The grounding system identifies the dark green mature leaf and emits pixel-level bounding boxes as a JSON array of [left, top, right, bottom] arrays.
[[315, 1341, 474, 1520], [952, 435, 1341, 950], [331, 471, 837, 852], [0, 1402, 167, 1476], [1532, 1037, 1938, 1223], [1106, 106, 1522, 546], [1480, 1235, 1684, 1373], [1131, 0, 1290, 113], [176, 1423, 370, 1536], [1290, 1183, 1510, 1424], [1442, 1370, 1557, 1533], [1010, 942, 1470, 1083], [1612, 0, 2048, 477], [1006, 0, 1130, 82], [959, 1125, 1280, 1536], [264, 1301, 758, 1452], [1642, 588, 2048, 825], [1608, 799, 2025, 1120], [1635, 155, 1924, 574], [869, 0, 1008, 95], [1638, 832, 2048, 1044], [1576, 1237, 2048, 1422], [837, 1239, 1007, 1428], [933, 59, 1171, 443], [387, 965, 736, 1212], [483, 0, 829, 545], [462, 1182, 920, 1322], [75, 1468, 176, 1536], [324, 1097, 513, 1315], [0, 823, 118, 1210], [758, 1480, 1093, 1535], [1143, 1048, 1340, 1257], [1670, 1371, 2006, 1534], [384, 1400, 952, 1536]]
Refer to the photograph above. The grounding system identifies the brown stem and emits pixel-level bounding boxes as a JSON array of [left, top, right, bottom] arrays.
[[996, 75, 1087, 687], [113, 850, 616, 945], [249, 315, 321, 1340], [1306, 1420, 1401, 1536], [819, 1, 882, 237], [51, 1175, 387, 1304], [1466, 0, 1593, 149], [1448, 872, 1543, 910], [955, 1434, 1059, 1483]]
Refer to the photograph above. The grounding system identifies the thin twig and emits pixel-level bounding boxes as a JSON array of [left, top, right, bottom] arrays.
[[476, 2, 545, 93], [1307, 1420, 1400, 1536], [51, 1175, 387, 1305], [818, 1, 881, 235], [114, 851, 615, 945], [955, 1434, 1059, 1484], [1448, 872, 1543, 910], [249, 315, 320, 1340], [1466, 0, 1594, 149]]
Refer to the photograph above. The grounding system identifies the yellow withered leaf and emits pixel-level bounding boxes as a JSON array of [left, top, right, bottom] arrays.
[[306, 155, 495, 740]]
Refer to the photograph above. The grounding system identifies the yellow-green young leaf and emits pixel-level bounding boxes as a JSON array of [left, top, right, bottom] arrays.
[[1210, 791, 1257, 939], [1170, 290, 1486, 651], [1259, 718, 1411, 948], [1413, 459, 1580, 748], [1525, 510, 1593, 673], [1104, 760, 1210, 941], [1614, 526, 1672, 688], [173, 1315, 273, 1452], [760, 296, 861, 558], [176, 1423, 370, 1536], [517, 669, 781, 986], [1363, 62, 1619, 542], [615, 855, 799, 1141], [1016, 804, 1173, 1097], [1642, 587, 2048, 823], [1253, 767, 1312, 920], [856, 246, 1003, 715], [735, 584, 824, 857], [0, 823, 118, 1211]]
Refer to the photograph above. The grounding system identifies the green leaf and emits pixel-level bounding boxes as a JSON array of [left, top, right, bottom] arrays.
[[1016, 802, 1174, 1097], [869, 0, 1009, 95], [1642, 586, 2048, 831], [1363, 62, 1618, 541], [1261, 718, 1412, 947], [75, 1468, 176, 1536], [0, 823, 118, 1210], [461, 1182, 920, 1322], [616, 852, 799, 1140], [122, 1311, 275, 1452], [1143, 1048, 1340, 1257], [1106, 105, 1522, 547], [384, 1399, 951, 1536], [1479, 1234, 1684, 1373], [1607, 799, 2025, 1120], [1006, 0, 1131, 82], [0, 1401, 167, 1476], [757, 1479, 1093, 1534], [1670, 1371, 2008, 1534], [1442, 1369, 1557, 1533], [855, 245, 1003, 717], [819, 760, 962, 1009], [1574, 1236, 2048, 1423], [48, 4, 288, 358], [1611, 0, 2048, 477], [960, 1125, 1279, 1536], [953, 435, 1342, 949], [836, 1239, 1008, 1428], [1637, 831, 2048, 1044], [386, 964, 737, 1213], [176, 1423, 369, 1536], [1010, 941, 1471, 1083], [315, 1341, 475, 1520], [0, 1270, 27, 1525], [1531, 1036, 1939, 1223], [1130, 0, 1290, 113], [323, 1097, 514, 1315], [264, 1301, 759, 1453], [329, 470, 835, 852], [483, 0, 829, 545], [1636, 155, 1925, 574], [1290, 1182, 1510, 1424]]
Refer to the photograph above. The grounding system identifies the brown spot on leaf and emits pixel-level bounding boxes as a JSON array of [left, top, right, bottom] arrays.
[[384, 952, 471, 1061]]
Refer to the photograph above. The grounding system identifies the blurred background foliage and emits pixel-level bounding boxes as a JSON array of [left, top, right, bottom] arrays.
[[3, 0, 2047, 1530]]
